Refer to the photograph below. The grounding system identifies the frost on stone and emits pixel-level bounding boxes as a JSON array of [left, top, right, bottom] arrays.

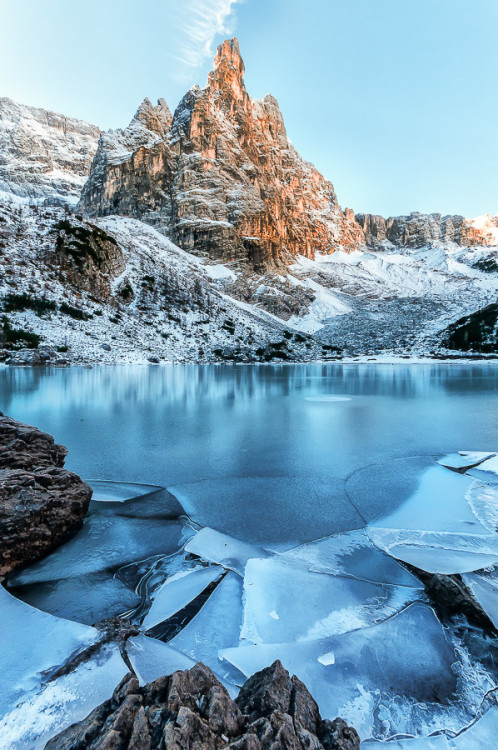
[[467, 455, 498, 484], [87, 480, 184, 519], [462, 568, 498, 629], [9, 516, 189, 585], [0, 584, 99, 715], [451, 706, 498, 748], [221, 602, 458, 738], [185, 526, 269, 575], [240, 557, 420, 645], [9, 571, 141, 625], [126, 634, 196, 685], [280, 529, 422, 587], [0, 643, 128, 750], [169, 571, 245, 685], [142, 565, 224, 631]]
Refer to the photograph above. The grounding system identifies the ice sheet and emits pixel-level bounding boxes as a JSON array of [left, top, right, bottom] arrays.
[[241, 557, 420, 644], [0, 584, 99, 713], [466, 481, 498, 532], [280, 529, 422, 587], [9, 516, 189, 585], [0, 644, 128, 750], [142, 565, 224, 631], [451, 706, 498, 748], [169, 571, 245, 684], [9, 571, 141, 625], [169, 476, 363, 546], [88, 480, 184, 519], [221, 603, 458, 738], [361, 738, 450, 749], [185, 527, 269, 575]]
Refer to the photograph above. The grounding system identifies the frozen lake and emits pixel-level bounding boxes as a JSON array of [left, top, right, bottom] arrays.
[[1, 363, 498, 546], [2, 363, 498, 746]]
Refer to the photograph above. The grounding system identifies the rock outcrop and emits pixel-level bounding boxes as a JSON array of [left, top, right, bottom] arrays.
[[79, 39, 364, 270], [0, 97, 100, 204], [441, 302, 498, 353], [46, 660, 359, 750], [356, 211, 498, 249], [0, 413, 92, 575]]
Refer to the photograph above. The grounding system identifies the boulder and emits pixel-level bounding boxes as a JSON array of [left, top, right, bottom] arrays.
[[0, 413, 91, 575], [46, 661, 359, 750]]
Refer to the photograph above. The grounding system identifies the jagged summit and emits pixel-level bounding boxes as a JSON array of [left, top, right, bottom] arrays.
[[78, 38, 364, 269]]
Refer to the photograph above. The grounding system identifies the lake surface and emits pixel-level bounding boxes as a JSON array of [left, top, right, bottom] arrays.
[[1, 363, 497, 546]]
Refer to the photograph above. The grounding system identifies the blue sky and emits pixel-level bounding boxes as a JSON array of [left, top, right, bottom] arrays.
[[1, 0, 497, 217]]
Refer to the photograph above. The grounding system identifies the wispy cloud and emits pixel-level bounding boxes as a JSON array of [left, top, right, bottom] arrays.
[[172, 0, 240, 78]]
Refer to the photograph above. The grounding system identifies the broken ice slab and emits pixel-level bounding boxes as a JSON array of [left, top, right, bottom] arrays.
[[87, 480, 184, 519], [126, 634, 196, 684], [467, 455, 498, 484], [0, 584, 99, 714], [280, 529, 422, 587], [462, 568, 498, 629], [361, 737, 450, 748], [451, 706, 498, 748], [369, 465, 491, 536], [168, 475, 364, 546], [169, 571, 245, 685], [437, 452, 496, 472], [0, 643, 128, 750], [10, 570, 141, 625], [466, 480, 498, 533], [241, 557, 420, 645], [221, 602, 458, 738], [126, 634, 239, 699], [9, 515, 191, 586], [142, 565, 224, 631], [367, 527, 498, 575], [185, 527, 269, 575]]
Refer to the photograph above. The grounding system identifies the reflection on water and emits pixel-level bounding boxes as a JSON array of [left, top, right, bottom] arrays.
[[1, 364, 497, 544]]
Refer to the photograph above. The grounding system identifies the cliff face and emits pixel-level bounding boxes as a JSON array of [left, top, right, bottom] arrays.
[[79, 39, 364, 270], [0, 97, 100, 204], [356, 211, 498, 249]]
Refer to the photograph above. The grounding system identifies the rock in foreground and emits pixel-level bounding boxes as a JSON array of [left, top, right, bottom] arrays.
[[0, 413, 91, 575], [46, 660, 359, 750]]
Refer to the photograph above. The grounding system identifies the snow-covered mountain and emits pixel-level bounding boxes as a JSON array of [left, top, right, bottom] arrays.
[[0, 38, 496, 363], [0, 97, 100, 204]]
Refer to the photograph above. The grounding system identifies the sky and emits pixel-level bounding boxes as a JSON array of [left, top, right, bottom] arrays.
[[1, 0, 497, 217]]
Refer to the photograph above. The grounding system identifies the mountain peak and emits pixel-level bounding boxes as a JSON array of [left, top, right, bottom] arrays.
[[208, 37, 248, 109], [133, 97, 172, 136], [214, 37, 244, 75]]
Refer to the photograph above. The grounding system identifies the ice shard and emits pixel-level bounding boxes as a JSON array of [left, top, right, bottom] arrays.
[[126, 634, 196, 685], [9, 516, 190, 585], [185, 527, 269, 575], [221, 603, 458, 738], [0, 584, 99, 713], [142, 565, 224, 631], [241, 557, 420, 644], [467, 455, 498, 484], [462, 568, 498, 629], [451, 706, 498, 748], [0, 644, 128, 750], [437, 452, 495, 472], [87, 480, 184, 519], [169, 571, 245, 684]]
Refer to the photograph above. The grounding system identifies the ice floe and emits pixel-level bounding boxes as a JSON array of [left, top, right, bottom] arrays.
[[462, 568, 498, 629], [437, 452, 496, 472], [142, 565, 224, 631], [467, 455, 498, 484], [185, 527, 269, 575], [87, 480, 184, 519], [241, 557, 421, 644]]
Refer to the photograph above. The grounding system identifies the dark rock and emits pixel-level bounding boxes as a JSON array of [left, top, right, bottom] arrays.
[[441, 302, 498, 354], [147, 356, 160, 364], [46, 661, 359, 750], [7, 348, 45, 366], [0, 413, 91, 575], [101, 343, 111, 351]]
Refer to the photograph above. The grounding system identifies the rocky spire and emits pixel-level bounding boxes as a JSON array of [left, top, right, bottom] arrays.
[[207, 37, 249, 113], [133, 97, 172, 137]]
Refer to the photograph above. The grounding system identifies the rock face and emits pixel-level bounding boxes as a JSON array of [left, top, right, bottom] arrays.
[[441, 302, 498, 353], [0, 97, 100, 204], [46, 660, 359, 750], [356, 211, 498, 249], [0, 413, 92, 575], [79, 39, 364, 270]]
